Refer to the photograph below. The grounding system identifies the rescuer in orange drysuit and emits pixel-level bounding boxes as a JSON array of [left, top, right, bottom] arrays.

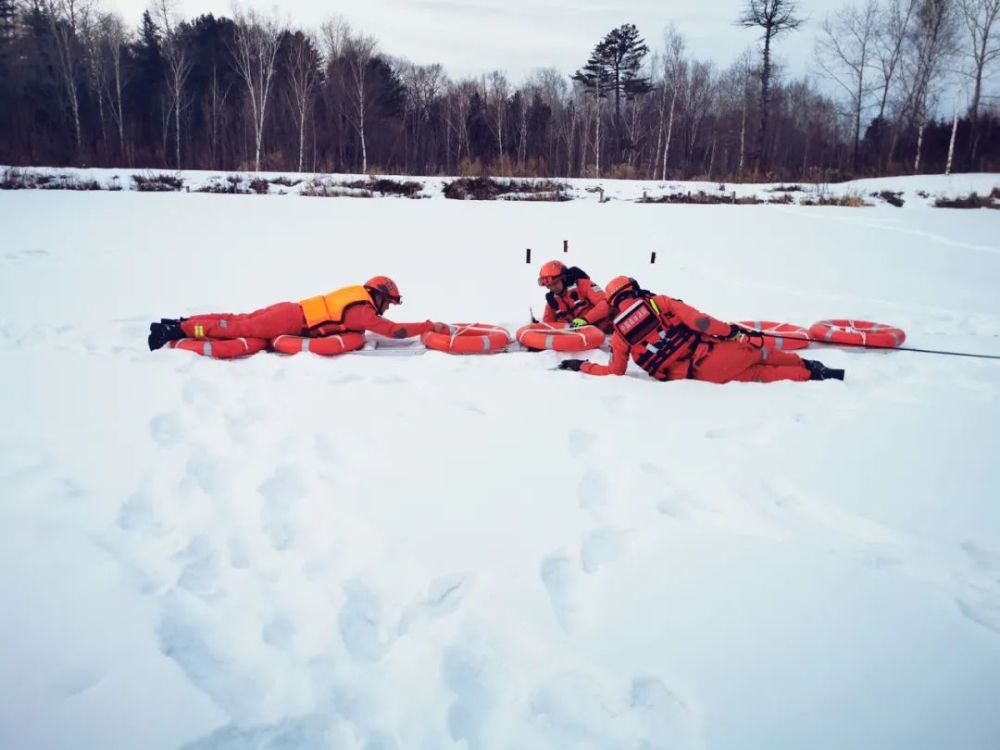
[[147, 276, 449, 351], [557, 276, 845, 383], [536, 260, 613, 334]]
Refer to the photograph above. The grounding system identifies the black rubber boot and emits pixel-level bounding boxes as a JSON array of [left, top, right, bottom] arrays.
[[148, 321, 186, 351], [803, 359, 845, 381]]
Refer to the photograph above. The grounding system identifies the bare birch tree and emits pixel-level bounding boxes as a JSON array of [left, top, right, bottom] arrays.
[[659, 25, 685, 179], [486, 70, 510, 171], [153, 0, 191, 170], [230, 6, 283, 171], [816, 0, 879, 169], [99, 12, 129, 160], [874, 0, 918, 120], [78, 7, 107, 158], [900, 0, 957, 170], [958, 0, 1000, 160], [320, 15, 351, 170], [344, 32, 378, 173], [42, 0, 89, 155], [285, 31, 318, 173]]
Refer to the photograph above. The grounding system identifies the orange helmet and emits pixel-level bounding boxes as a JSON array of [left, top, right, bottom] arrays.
[[606, 276, 639, 307], [364, 275, 401, 304], [538, 260, 565, 287]]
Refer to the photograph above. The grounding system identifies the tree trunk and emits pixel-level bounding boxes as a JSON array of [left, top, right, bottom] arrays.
[[946, 109, 958, 175], [298, 103, 306, 173], [738, 93, 747, 174], [594, 100, 602, 177], [914, 121, 925, 172], [174, 84, 181, 169], [661, 88, 675, 181], [758, 29, 773, 174]]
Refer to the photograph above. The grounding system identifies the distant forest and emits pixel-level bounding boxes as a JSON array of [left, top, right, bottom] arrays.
[[1, 0, 998, 181]]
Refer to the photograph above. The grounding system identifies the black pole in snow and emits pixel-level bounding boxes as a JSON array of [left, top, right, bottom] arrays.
[[526, 248, 531, 264], [563, 240, 568, 253], [651, 251, 657, 264]]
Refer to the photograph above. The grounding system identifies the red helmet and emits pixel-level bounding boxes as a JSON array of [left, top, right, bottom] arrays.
[[364, 275, 401, 304], [538, 260, 565, 287], [606, 276, 639, 307]]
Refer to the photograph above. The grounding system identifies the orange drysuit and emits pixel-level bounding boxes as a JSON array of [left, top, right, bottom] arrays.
[[542, 268, 613, 333], [581, 294, 811, 383], [179, 285, 438, 341]]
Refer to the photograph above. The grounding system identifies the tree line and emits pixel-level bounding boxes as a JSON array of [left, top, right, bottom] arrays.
[[0, 0, 998, 181]]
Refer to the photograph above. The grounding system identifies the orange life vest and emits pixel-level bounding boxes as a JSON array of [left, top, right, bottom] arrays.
[[299, 285, 375, 328], [612, 297, 699, 380], [546, 270, 610, 329]]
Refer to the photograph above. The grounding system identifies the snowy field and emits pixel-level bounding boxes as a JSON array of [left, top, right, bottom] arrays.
[[2, 173, 1000, 750]]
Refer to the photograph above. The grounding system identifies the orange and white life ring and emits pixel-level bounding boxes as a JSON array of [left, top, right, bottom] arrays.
[[516, 322, 606, 351], [170, 337, 269, 359], [737, 320, 811, 351], [808, 320, 906, 348], [271, 333, 366, 356], [422, 323, 511, 354]]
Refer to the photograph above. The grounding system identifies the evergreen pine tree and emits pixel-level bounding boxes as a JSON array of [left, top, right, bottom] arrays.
[[129, 11, 166, 162], [466, 90, 494, 163], [573, 24, 651, 123]]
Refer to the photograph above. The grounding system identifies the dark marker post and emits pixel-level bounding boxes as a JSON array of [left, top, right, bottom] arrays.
[[651, 251, 657, 264], [563, 240, 568, 253], [526, 248, 531, 264]]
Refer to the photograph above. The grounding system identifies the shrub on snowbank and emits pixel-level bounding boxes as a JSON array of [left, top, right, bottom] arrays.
[[934, 192, 1000, 209], [444, 176, 569, 201]]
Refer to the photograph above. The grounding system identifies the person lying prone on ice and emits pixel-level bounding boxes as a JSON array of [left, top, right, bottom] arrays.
[[147, 276, 449, 350], [557, 276, 844, 383]]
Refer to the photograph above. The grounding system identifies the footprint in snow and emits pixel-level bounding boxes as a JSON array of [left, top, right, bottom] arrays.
[[150, 412, 183, 447], [656, 488, 702, 521], [567, 429, 596, 457], [954, 540, 1000, 635], [580, 527, 622, 574], [261, 614, 295, 650], [442, 643, 496, 750], [530, 671, 699, 749], [179, 713, 332, 750], [397, 573, 470, 635], [338, 580, 391, 662], [182, 377, 219, 409], [116, 487, 168, 536], [157, 594, 231, 713], [227, 536, 250, 569], [257, 465, 307, 551], [629, 675, 700, 750], [58, 665, 104, 698], [184, 450, 226, 495], [362, 732, 400, 750], [540, 553, 577, 632], [577, 469, 609, 510], [174, 535, 224, 602], [530, 671, 617, 745]]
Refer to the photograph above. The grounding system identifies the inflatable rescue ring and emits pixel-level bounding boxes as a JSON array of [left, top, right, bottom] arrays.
[[808, 320, 906, 348], [737, 320, 811, 351], [422, 323, 511, 354], [170, 337, 269, 359], [271, 333, 366, 356], [516, 322, 606, 351]]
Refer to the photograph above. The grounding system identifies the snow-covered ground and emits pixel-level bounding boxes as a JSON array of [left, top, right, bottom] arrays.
[[1, 174, 1000, 750], [4, 164, 1000, 207]]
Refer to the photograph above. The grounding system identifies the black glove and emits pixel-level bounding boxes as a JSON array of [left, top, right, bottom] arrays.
[[558, 359, 586, 371]]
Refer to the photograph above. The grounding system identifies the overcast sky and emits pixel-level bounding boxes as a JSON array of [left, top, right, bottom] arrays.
[[104, 0, 851, 83]]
